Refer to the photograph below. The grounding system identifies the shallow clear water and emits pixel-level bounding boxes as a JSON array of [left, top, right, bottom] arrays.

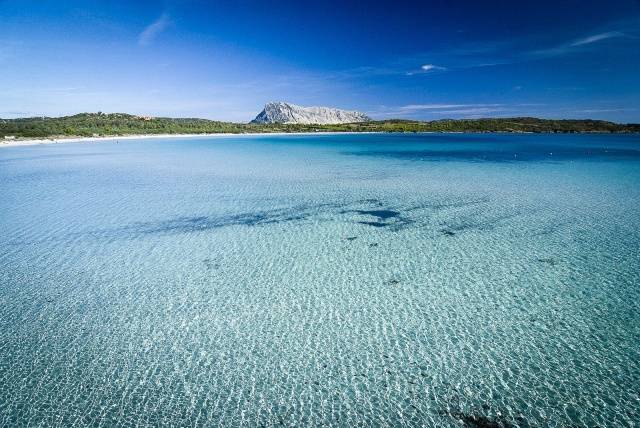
[[1, 133, 639, 427]]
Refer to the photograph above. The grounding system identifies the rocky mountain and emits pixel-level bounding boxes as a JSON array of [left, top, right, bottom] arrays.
[[251, 102, 370, 124]]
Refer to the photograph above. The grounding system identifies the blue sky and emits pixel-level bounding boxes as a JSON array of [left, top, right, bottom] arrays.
[[1, 0, 639, 122]]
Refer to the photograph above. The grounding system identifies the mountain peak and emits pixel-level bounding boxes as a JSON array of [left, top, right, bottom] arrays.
[[251, 102, 370, 124]]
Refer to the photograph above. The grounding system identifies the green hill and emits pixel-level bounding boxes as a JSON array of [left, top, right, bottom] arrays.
[[1, 112, 639, 139]]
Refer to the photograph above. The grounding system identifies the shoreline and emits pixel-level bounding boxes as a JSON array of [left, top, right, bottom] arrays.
[[2, 129, 638, 149], [0, 132, 384, 148]]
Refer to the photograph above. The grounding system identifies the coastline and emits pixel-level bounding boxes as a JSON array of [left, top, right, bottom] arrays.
[[3, 129, 638, 149], [0, 132, 381, 149]]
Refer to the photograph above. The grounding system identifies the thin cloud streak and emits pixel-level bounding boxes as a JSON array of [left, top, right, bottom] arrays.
[[570, 31, 624, 47], [405, 64, 447, 75], [431, 107, 506, 115], [574, 108, 636, 113], [138, 13, 171, 46], [350, 20, 635, 80], [369, 102, 555, 120], [420, 64, 446, 71], [370, 103, 509, 118], [400, 103, 502, 111], [530, 31, 627, 57]]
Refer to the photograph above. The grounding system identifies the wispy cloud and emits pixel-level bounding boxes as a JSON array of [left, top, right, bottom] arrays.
[[420, 64, 446, 72], [415, 64, 445, 75], [404, 64, 447, 76], [42, 86, 84, 93], [407, 104, 505, 117], [370, 103, 508, 118], [530, 31, 627, 57], [138, 13, 171, 46], [0, 111, 39, 119], [331, 62, 451, 79], [431, 107, 505, 115], [573, 108, 635, 113], [359, 20, 637, 78], [437, 29, 628, 66], [400, 103, 501, 111], [369, 102, 556, 119], [569, 31, 624, 47]]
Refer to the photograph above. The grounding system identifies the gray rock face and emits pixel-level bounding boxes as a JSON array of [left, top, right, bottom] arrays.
[[251, 102, 370, 124]]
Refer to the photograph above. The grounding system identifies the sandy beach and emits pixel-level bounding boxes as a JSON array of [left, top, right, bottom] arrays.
[[0, 132, 382, 148]]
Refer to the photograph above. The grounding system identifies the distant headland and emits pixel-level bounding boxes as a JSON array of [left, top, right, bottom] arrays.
[[251, 102, 370, 124], [2, 102, 639, 143]]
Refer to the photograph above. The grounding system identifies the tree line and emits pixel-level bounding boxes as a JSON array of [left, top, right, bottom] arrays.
[[2, 112, 639, 138]]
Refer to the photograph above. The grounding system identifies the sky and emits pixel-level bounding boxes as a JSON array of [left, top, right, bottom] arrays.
[[1, 0, 639, 122]]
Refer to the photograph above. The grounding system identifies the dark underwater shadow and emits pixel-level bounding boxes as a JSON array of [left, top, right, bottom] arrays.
[[0, 152, 110, 164], [343, 146, 640, 163]]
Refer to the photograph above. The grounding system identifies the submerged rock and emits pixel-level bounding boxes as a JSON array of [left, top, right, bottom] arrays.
[[355, 209, 400, 220]]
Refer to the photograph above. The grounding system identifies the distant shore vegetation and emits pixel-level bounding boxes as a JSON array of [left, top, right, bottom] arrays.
[[2, 112, 639, 139]]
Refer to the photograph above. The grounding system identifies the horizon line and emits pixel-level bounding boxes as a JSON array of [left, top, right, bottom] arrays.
[[2, 111, 639, 125]]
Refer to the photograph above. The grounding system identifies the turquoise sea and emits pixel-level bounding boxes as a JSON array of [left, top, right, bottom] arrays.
[[1, 133, 639, 427]]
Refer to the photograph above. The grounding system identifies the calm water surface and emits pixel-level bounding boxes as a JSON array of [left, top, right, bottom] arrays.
[[1, 133, 639, 426]]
